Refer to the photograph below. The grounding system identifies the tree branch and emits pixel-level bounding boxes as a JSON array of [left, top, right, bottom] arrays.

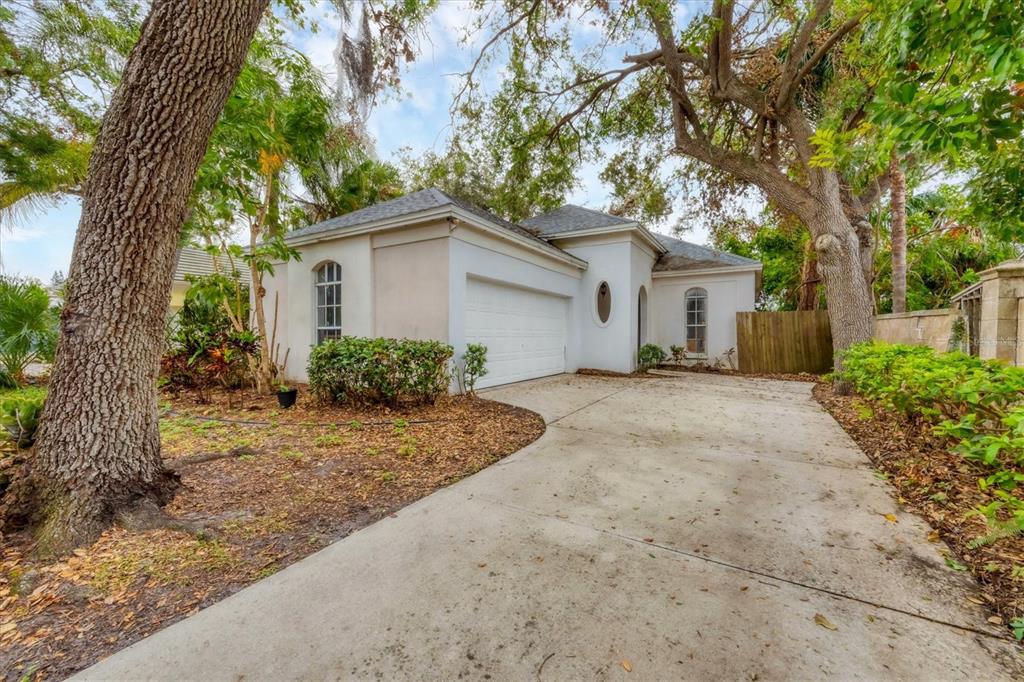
[[775, 0, 833, 111], [453, 0, 542, 108], [791, 9, 869, 91]]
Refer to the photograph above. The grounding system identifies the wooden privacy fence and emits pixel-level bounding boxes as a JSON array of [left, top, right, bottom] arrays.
[[736, 310, 834, 374]]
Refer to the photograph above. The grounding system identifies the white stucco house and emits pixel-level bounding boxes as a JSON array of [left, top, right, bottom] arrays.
[[264, 188, 761, 389]]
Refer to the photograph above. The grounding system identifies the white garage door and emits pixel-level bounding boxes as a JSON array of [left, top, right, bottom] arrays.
[[465, 278, 568, 388]]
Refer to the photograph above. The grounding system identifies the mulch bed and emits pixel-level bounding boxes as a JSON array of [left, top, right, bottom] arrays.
[[652, 363, 823, 383], [814, 383, 1024, 633], [0, 387, 544, 681]]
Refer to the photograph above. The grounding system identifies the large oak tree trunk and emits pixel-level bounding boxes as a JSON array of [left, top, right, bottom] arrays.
[[889, 155, 908, 314], [16, 0, 269, 554], [810, 203, 875, 372]]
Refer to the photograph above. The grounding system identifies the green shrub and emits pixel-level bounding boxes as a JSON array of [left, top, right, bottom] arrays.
[[839, 341, 1024, 533], [0, 388, 47, 448], [308, 336, 453, 406], [638, 343, 667, 369], [461, 343, 488, 395]]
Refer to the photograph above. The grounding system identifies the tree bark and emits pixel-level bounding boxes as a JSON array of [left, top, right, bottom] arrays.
[[810, 203, 875, 370], [15, 0, 269, 554], [797, 239, 820, 310], [889, 154, 907, 313]]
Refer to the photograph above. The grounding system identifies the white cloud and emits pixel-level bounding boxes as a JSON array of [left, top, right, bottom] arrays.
[[5, 226, 47, 243]]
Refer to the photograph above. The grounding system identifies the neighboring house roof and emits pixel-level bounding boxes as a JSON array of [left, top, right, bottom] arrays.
[[173, 246, 250, 282], [520, 204, 635, 235], [286, 188, 580, 266], [652, 233, 761, 273]]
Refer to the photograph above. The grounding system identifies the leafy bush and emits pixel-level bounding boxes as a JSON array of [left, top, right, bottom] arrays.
[[308, 336, 453, 406], [162, 275, 258, 401], [839, 342, 1024, 532], [0, 388, 47, 448], [0, 277, 58, 384], [461, 343, 488, 395], [638, 343, 667, 369]]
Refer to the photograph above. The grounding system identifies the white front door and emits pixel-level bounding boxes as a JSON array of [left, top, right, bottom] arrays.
[[464, 277, 568, 388]]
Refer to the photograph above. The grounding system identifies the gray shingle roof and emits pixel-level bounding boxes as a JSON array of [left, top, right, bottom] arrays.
[[652, 233, 761, 272], [174, 246, 250, 282], [520, 204, 635, 236], [286, 188, 575, 262]]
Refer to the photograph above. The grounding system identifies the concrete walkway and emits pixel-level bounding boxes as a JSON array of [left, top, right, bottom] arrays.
[[79, 374, 1022, 680]]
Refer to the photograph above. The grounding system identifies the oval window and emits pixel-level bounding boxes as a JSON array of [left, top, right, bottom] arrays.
[[596, 281, 612, 323]]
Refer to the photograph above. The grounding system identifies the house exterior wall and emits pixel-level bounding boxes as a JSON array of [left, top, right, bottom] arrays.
[[555, 236, 637, 373], [448, 224, 583, 375], [651, 269, 757, 365], [262, 234, 374, 383], [372, 222, 450, 341], [629, 238, 657, 368]]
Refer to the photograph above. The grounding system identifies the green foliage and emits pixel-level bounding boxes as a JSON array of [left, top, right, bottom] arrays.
[[714, 220, 807, 311], [871, 189, 1017, 313], [0, 386, 46, 448], [0, 277, 58, 383], [0, 1, 141, 223], [461, 343, 488, 395], [292, 128, 403, 226], [162, 282, 259, 401], [308, 337, 454, 407], [638, 344, 666, 369], [840, 342, 1024, 535]]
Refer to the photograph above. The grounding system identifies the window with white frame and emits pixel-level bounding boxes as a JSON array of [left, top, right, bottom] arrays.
[[315, 261, 342, 344], [685, 287, 707, 355]]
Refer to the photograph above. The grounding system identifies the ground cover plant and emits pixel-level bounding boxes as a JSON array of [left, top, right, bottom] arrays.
[[819, 341, 1024, 635], [0, 384, 543, 679]]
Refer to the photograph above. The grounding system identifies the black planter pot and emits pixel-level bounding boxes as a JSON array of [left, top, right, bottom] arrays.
[[276, 388, 298, 408]]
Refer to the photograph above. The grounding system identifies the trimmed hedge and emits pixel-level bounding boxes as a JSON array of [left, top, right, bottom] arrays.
[[308, 336, 454, 406]]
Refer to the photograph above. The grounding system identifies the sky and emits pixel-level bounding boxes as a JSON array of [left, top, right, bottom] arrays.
[[0, 0, 715, 282]]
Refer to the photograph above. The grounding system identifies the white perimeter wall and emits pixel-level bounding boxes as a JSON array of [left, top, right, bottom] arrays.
[[651, 270, 757, 365]]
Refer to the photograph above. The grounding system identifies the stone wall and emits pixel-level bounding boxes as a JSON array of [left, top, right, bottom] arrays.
[[873, 309, 958, 353], [977, 261, 1024, 364]]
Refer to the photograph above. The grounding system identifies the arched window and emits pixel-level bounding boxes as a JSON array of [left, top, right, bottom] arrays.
[[315, 261, 342, 344], [685, 287, 707, 356]]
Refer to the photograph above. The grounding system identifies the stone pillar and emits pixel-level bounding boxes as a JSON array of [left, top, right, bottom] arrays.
[[978, 260, 1024, 365]]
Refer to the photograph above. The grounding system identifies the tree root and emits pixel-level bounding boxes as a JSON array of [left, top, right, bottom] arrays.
[[115, 498, 220, 540], [164, 445, 258, 473]]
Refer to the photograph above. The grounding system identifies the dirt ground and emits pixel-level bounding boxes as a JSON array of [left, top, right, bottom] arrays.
[[814, 383, 1024, 635], [0, 387, 544, 681]]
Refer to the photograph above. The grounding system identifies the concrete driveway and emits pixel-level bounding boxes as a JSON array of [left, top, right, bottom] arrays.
[[79, 373, 1021, 680]]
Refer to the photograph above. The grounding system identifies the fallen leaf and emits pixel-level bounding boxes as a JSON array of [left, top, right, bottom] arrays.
[[966, 596, 984, 605], [813, 613, 838, 631], [926, 530, 940, 543], [883, 514, 898, 523], [477, 563, 487, 568], [0, 622, 16, 636], [621, 659, 632, 672], [988, 616, 1003, 625], [642, 537, 654, 543]]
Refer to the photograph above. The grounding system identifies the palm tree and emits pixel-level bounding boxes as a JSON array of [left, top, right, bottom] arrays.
[[292, 128, 402, 224], [0, 277, 58, 385]]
